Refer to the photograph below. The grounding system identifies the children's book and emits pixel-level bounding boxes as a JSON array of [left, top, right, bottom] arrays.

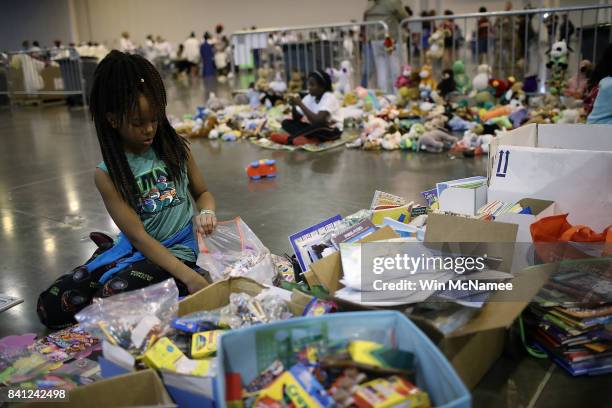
[[289, 215, 343, 272]]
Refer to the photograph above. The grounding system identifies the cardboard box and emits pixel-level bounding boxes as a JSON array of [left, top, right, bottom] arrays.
[[305, 216, 550, 389], [488, 123, 612, 230], [19, 369, 174, 408], [495, 198, 557, 243], [438, 183, 487, 216], [178, 277, 310, 317]]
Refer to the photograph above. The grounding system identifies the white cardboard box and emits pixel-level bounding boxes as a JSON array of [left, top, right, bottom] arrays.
[[439, 183, 488, 216], [495, 198, 557, 243], [488, 124, 612, 231]]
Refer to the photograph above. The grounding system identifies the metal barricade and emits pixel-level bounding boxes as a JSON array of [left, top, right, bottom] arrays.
[[0, 47, 89, 108], [229, 21, 392, 93], [398, 4, 612, 93]]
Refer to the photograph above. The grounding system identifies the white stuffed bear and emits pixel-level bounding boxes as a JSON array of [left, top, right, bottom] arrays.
[[472, 64, 491, 92], [330, 60, 353, 95]]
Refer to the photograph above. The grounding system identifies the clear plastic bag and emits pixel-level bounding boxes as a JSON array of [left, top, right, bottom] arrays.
[[197, 217, 276, 285], [74, 279, 179, 354]]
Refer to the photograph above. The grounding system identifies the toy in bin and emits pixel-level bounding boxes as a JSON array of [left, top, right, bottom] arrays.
[[247, 159, 277, 180]]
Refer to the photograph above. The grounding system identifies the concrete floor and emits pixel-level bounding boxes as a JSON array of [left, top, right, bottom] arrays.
[[0, 78, 608, 407]]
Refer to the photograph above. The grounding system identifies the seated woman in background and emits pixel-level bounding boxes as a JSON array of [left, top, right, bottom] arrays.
[[270, 70, 343, 146], [586, 44, 612, 124]]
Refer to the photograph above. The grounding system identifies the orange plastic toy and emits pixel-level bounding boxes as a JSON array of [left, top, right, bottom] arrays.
[[246, 159, 277, 180]]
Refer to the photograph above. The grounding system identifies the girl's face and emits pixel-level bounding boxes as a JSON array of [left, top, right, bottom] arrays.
[[308, 77, 324, 98], [111, 95, 158, 154]]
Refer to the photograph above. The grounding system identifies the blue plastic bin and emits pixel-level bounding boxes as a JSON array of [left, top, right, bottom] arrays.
[[216, 311, 471, 408]]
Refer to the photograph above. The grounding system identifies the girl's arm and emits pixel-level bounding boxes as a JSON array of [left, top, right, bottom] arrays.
[[186, 150, 217, 236], [291, 96, 330, 126], [94, 169, 209, 293]]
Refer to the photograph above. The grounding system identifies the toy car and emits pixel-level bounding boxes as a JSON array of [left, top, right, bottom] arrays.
[[246, 159, 277, 180]]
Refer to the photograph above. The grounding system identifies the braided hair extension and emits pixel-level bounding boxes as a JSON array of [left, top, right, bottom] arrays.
[[89, 50, 189, 210]]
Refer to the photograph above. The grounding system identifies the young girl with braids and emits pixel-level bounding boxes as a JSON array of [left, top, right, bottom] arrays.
[[37, 51, 216, 329], [270, 70, 343, 146]]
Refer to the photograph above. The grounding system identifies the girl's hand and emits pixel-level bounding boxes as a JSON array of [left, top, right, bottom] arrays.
[[195, 209, 217, 236], [185, 273, 210, 294]]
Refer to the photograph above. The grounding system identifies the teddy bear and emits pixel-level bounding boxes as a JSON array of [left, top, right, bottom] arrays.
[[501, 80, 525, 105], [452, 60, 471, 94], [546, 40, 572, 96], [395, 64, 413, 89], [472, 64, 491, 92], [347, 116, 387, 149], [419, 65, 437, 100], [255, 67, 272, 92], [332, 60, 353, 95], [288, 70, 303, 93], [426, 29, 445, 61], [424, 115, 449, 131], [438, 69, 456, 97]]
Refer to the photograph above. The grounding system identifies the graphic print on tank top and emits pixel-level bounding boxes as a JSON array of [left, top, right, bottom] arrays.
[[135, 166, 185, 218]]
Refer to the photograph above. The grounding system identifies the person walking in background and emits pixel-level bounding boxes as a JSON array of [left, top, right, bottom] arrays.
[[119, 32, 135, 54], [200, 32, 215, 78], [477, 7, 491, 64], [362, 0, 409, 93], [183, 32, 201, 77]]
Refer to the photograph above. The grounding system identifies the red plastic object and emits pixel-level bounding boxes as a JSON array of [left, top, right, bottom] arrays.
[[246, 159, 277, 180]]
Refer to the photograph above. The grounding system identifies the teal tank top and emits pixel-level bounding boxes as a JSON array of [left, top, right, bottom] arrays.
[[97, 148, 196, 262]]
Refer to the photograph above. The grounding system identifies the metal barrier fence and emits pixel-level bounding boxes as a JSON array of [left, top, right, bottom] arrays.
[[230, 20, 393, 93], [398, 4, 612, 93], [0, 47, 89, 108]]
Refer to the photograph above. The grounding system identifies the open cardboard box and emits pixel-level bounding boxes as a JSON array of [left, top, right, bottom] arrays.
[[305, 219, 551, 389], [178, 276, 312, 317], [19, 369, 174, 408], [487, 123, 612, 230], [495, 198, 557, 243]]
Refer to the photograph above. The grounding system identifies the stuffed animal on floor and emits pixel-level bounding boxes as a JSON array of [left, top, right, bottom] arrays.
[[554, 108, 580, 124], [418, 130, 455, 152], [419, 65, 437, 100], [381, 130, 402, 150], [348, 116, 387, 149], [288, 70, 303, 93], [452, 60, 471, 94], [501, 80, 526, 105], [342, 92, 358, 106], [438, 69, 456, 97], [508, 99, 529, 128], [546, 40, 572, 96], [523, 75, 538, 93], [489, 78, 509, 98], [479, 105, 511, 122], [269, 71, 287, 94], [448, 115, 475, 132], [564, 59, 592, 99], [395, 64, 413, 89], [399, 123, 426, 150], [255, 67, 272, 92], [329, 60, 353, 95], [206, 92, 225, 111], [426, 29, 445, 60], [424, 115, 448, 131], [472, 64, 491, 93]]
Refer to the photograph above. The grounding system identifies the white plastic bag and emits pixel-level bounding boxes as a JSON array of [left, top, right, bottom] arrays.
[[197, 217, 276, 285]]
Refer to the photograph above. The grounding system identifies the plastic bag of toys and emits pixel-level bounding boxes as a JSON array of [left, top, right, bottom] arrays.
[[197, 217, 276, 285]]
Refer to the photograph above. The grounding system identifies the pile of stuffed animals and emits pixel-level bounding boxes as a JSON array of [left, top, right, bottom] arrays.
[[171, 41, 590, 154]]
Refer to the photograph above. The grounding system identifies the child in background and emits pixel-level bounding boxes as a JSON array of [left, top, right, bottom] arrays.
[[37, 51, 216, 329], [586, 44, 612, 124], [270, 70, 342, 146], [477, 7, 490, 64]]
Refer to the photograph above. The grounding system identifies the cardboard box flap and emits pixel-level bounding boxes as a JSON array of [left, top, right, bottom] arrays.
[[516, 198, 555, 216], [20, 369, 174, 408], [425, 213, 518, 272], [309, 227, 399, 293], [448, 263, 554, 337], [179, 277, 265, 316]]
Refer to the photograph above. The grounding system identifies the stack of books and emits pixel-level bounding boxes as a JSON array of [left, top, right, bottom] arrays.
[[524, 258, 612, 376]]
